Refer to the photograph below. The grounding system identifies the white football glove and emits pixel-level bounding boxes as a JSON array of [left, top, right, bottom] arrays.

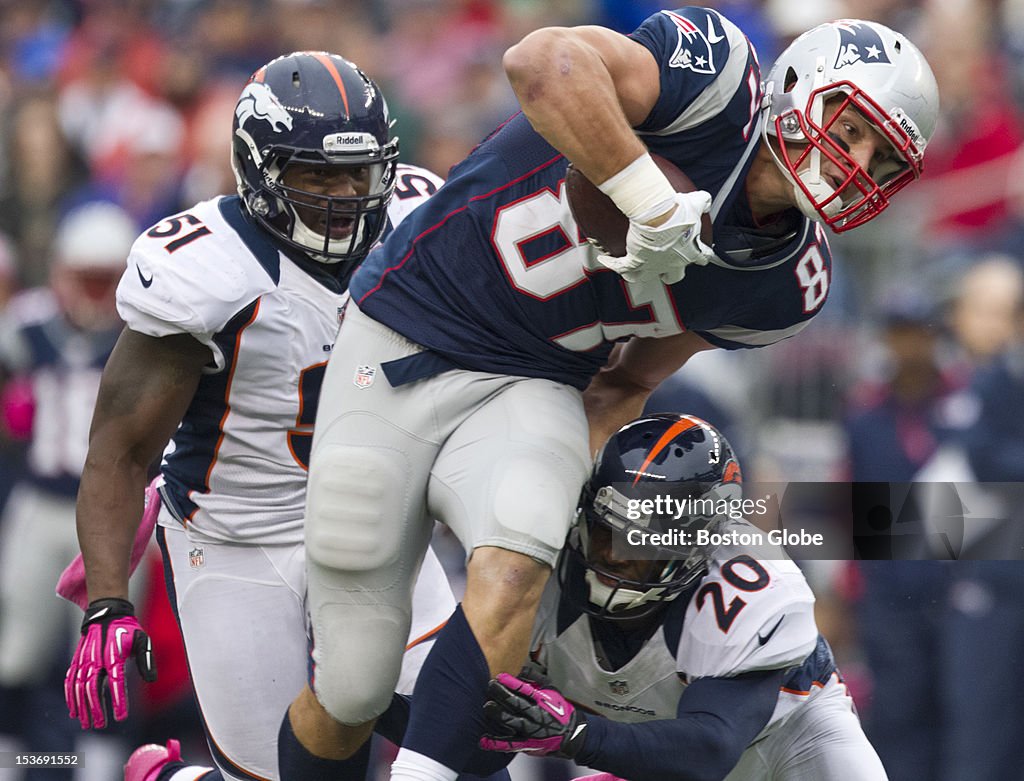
[[598, 190, 715, 285]]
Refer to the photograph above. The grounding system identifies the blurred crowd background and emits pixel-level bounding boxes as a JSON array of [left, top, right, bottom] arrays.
[[1, 0, 1023, 780]]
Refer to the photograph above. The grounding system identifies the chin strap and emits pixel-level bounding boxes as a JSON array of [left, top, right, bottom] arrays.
[[585, 570, 669, 614]]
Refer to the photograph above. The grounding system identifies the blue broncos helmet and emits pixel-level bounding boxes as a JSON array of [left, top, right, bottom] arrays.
[[558, 413, 742, 621], [231, 51, 399, 263]]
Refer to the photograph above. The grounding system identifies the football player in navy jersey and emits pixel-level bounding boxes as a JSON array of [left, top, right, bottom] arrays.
[[476, 414, 886, 781], [60, 52, 458, 781], [290, 10, 938, 781]]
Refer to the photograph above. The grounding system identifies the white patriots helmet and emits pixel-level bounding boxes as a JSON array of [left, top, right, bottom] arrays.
[[52, 201, 136, 331], [761, 19, 939, 232]]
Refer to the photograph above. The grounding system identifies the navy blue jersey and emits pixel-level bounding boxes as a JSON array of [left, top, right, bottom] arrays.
[[0, 290, 119, 496], [351, 7, 833, 390]]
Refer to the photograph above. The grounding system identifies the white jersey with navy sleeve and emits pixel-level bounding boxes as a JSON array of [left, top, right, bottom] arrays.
[[117, 164, 443, 545], [534, 524, 817, 729], [529, 524, 886, 779], [350, 8, 832, 391]]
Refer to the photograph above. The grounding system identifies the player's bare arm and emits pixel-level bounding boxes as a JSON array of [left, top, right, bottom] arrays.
[[503, 25, 660, 186], [582, 331, 716, 455], [77, 329, 210, 601]]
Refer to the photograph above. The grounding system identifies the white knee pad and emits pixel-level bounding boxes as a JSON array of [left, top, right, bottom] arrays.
[[305, 445, 409, 570], [309, 589, 411, 724]]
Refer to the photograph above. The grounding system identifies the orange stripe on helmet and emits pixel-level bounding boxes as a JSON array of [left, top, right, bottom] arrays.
[[632, 417, 700, 486], [311, 53, 350, 118], [252, 66, 267, 83], [723, 459, 742, 484]]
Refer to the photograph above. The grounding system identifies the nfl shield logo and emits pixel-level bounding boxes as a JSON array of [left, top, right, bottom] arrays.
[[189, 547, 204, 569], [354, 365, 376, 389], [609, 680, 630, 696]]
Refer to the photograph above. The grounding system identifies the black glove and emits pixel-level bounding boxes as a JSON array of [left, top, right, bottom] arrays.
[[479, 672, 588, 757]]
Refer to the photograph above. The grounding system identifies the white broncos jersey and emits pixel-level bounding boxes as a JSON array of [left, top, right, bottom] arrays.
[[116, 164, 443, 544], [532, 521, 828, 736]]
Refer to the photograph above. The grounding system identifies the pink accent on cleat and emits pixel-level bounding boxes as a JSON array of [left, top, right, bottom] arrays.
[[124, 739, 182, 781]]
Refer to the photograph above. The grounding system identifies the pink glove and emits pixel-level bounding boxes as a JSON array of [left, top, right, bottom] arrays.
[[65, 598, 156, 729], [480, 673, 588, 757], [56, 478, 162, 609], [575, 775, 630, 781], [1, 376, 34, 440]]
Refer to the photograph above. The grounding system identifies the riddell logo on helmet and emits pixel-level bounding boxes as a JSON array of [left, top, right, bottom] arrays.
[[323, 133, 379, 152], [897, 113, 929, 150], [892, 110, 925, 151]]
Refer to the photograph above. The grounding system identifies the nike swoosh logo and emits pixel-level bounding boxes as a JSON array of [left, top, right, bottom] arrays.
[[706, 17, 725, 44], [115, 626, 129, 655], [137, 265, 153, 288], [757, 615, 785, 646], [547, 700, 566, 717]]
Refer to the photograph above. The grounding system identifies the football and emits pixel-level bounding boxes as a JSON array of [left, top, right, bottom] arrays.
[[565, 154, 712, 258]]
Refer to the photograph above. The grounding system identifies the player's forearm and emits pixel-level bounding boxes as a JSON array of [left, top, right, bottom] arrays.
[[583, 367, 651, 457], [574, 669, 786, 781], [74, 330, 207, 601], [77, 437, 152, 601], [576, 714, 743, 781], [583, 332, 715, 454], [503, 28, 646, 184]]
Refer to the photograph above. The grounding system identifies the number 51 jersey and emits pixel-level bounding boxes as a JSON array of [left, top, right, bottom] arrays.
[[116, 164, 442, 545]]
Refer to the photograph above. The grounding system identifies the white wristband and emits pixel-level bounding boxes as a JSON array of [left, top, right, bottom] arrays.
[[597, 153, 677, 223]]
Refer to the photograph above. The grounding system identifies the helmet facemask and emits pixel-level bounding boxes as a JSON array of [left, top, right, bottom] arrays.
[[765, 79, 921, 232], [558, 481, 732, 622], [244, 142, 398, 264]]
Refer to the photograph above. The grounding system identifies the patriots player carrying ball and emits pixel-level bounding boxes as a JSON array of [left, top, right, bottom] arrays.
[[287, 9, 937, 781], [477, 413, 886, 781]]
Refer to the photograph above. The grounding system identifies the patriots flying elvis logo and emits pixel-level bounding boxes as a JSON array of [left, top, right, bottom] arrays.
[[834, 21, 892, 69], [663, 10, 718, 75], [235, 82, 294, 132]]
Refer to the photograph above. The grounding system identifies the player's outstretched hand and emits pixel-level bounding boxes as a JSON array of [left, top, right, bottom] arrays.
[[65, 598, 156, 729], [598, 190, 715, 285], [479, 672, 588, 757]]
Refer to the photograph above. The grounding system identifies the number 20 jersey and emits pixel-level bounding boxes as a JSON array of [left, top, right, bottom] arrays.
[[532, 530, 833, 735], [115, 164, 443, 545], [350, 7, 833, 391]]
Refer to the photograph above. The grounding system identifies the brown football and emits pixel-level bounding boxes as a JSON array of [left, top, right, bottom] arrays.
[[565, 153, 713, 258]]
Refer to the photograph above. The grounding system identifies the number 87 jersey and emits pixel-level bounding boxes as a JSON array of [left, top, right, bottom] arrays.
[[349, 7, 833, 392], [116, 164, 442, 546]]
